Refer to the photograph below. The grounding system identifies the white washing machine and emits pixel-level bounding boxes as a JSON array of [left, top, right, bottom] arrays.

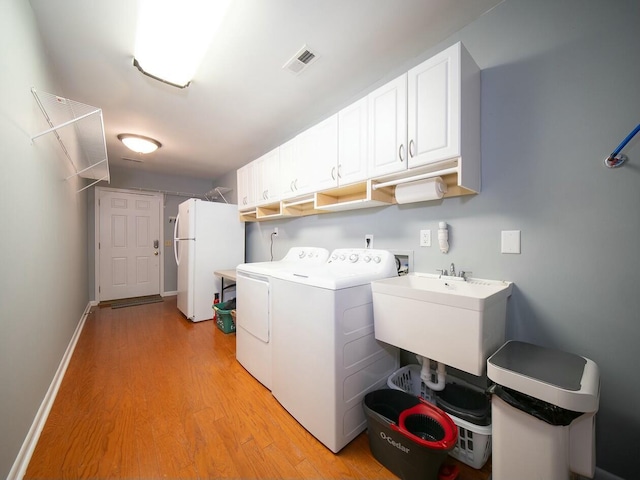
[[235, 247, 330, 390], [270, 248, 400, 453]]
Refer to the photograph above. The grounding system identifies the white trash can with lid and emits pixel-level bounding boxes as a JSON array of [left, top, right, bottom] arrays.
[[487, 340, 600, 480]]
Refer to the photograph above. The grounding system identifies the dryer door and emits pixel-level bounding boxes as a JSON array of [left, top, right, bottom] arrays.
[[236, 271, 270, 342]]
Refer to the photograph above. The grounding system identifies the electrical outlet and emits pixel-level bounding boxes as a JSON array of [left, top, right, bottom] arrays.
[[273, 227, 278, 236], [365, 234, 374, 249], [420, 229, 431, 247]]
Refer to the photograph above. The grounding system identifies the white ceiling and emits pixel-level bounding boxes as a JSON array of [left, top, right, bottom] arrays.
[[29, 0, 502, 181]]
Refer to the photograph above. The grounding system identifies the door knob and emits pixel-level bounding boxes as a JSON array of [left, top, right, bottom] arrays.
[[154, 251, 159, 256]]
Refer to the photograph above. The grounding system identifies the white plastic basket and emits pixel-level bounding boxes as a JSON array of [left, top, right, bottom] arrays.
[[387, 365, 492, 469]]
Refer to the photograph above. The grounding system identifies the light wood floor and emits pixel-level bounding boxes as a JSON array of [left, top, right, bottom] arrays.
[[26, 296, 491, 479]]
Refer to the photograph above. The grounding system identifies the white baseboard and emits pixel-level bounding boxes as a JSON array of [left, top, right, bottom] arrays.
[[7, 302, 92, 480], [163, 290, 177, 297]]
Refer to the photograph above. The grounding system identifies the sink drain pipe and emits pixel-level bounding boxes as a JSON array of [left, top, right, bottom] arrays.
[[416, 355, 447, 391]]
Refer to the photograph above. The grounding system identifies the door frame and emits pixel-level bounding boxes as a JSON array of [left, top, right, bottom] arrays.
[[94, 186, 165, 302]]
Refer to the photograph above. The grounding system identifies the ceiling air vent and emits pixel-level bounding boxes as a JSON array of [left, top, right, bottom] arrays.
[[283, 45, 318, 75], [122, 156, 144, 163]]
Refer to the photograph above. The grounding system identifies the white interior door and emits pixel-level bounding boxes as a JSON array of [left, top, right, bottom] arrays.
[[98, 190, 161, 301]]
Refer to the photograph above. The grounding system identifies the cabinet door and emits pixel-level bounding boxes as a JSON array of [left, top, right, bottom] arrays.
[[299, 114, 338, 193], [338, 97, 368, 185], [255, 147, 280, 205], [237, 164, 251, 209], [407, 43, 461, 168], [279, 137, 299, 199], [368, 74, 407, 177], [238, 162, 259, 209]]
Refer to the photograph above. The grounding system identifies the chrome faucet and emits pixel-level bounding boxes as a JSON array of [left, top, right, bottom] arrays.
[[436, 263, 471, 280]]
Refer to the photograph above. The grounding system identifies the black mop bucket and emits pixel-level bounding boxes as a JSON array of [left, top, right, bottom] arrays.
[[363, 389, 459, 480]]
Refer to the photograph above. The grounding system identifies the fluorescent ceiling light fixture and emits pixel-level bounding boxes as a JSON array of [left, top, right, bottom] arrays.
[[133, 0, 232, 88], [118, 134, 162, 154]]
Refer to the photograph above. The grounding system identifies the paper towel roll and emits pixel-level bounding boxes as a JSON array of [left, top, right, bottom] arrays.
[[394, 177, 447, 204]]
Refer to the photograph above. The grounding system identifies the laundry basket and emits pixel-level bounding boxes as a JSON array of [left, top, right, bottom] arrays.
[[213, 298, 236, 333], [388, 365, 492, 469]]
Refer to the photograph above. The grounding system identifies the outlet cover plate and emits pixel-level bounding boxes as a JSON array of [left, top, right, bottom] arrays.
[[420, 229, 431, 247], [365, 234, 374, 249], [501, 230, 521, 254]]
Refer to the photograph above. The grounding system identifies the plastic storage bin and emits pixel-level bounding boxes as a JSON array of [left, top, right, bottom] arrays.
[[213, 298, 236, 333], [388, 365, 492, 469], [363, 389, 458, 480]]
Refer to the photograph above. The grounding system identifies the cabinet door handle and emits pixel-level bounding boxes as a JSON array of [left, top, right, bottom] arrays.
[[409, 139, 415, 158], [331, 166, 336, 180], [294, 179, 298, 190], [337, 164, 342, 179], [290, 181, 294, 192], [398, 144, 405, 162]]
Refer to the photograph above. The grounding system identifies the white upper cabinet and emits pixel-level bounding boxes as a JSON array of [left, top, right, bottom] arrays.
[[367, 74, 408, 178], [237, 41, 481, 216], [279, 136, 300, 199], [254, 146, 280, 205], [237, 162, 256, 209], [299, 114, 339, 193], [279, 129, 320, 199], [407, 42, 480, 169], [337, 97, 368, 186]]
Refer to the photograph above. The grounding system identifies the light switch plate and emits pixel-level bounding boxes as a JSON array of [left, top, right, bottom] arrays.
[[501, 230, 521, 254]]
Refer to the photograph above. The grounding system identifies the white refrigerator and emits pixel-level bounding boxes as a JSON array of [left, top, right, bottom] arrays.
[[173, 198, 244, 322]]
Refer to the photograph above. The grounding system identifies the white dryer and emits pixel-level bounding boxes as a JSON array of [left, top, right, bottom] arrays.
[[235, 247, 330, 390], [270, 248, 400, 453]]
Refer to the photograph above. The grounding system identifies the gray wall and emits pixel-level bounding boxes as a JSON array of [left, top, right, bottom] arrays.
[[88, 166, 217, 298], [0, 1, 89, 477], [243, 0, 640, 477]]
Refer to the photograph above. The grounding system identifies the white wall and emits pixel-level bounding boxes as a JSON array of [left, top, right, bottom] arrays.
[[243, 0, 640, 477], [0, 1, 89, 477]]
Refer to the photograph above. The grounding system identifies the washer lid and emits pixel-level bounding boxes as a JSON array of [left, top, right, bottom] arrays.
[[236, 247, 329, 276], [487, 341, 600, 413], [269, 248, 398, 289]]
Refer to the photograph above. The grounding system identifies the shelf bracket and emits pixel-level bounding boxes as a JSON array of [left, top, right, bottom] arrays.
[[77, 175, 109, 193]]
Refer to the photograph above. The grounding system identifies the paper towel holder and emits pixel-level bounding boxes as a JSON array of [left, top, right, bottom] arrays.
[[394, 177, 448, 204]]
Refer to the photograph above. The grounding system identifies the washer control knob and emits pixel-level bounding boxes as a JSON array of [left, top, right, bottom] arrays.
[[363, 256, 371, 263], [373, 256, 381, 263], [349, 253, 359, 263], [331, 253, 338, 260], [299, 251, 306, 258], [339, 254, 346, 261]]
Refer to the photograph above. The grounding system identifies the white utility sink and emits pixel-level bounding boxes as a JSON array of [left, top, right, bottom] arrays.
[[371, 273, 512, 376]]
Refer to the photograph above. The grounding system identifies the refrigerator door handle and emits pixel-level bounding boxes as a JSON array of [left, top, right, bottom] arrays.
[[173, 212, 180, 265]]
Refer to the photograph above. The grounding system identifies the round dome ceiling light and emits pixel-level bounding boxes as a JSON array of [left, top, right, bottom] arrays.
[[117, 133, 162, 154]]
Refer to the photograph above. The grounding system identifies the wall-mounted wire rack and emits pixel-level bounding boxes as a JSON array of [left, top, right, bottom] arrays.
[[31, 87, 110, 192]]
